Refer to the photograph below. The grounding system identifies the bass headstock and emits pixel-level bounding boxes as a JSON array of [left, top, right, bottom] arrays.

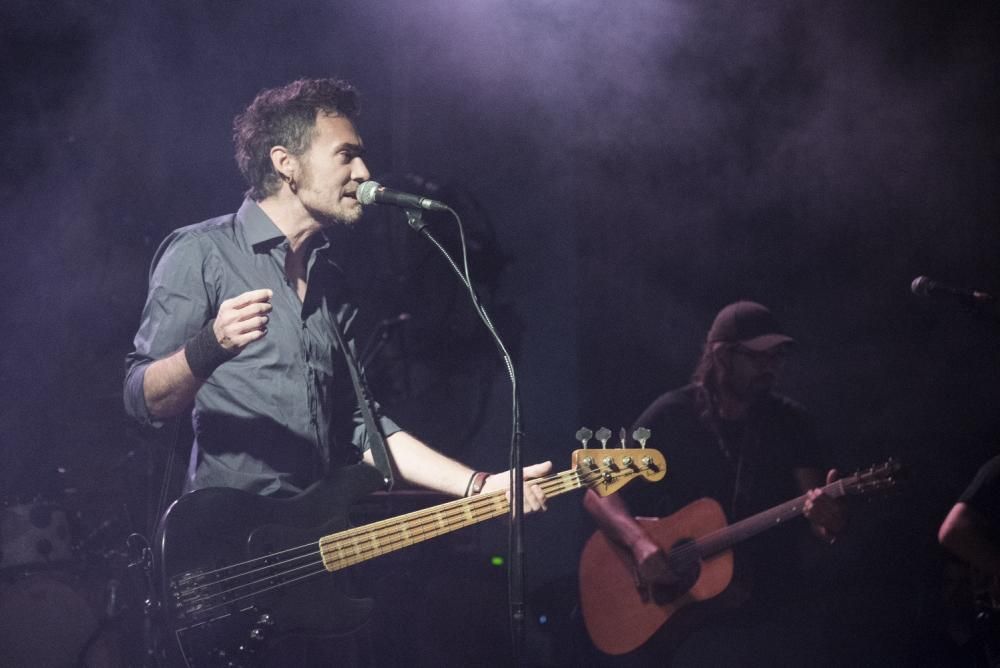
[[572, 426, 667, 497]]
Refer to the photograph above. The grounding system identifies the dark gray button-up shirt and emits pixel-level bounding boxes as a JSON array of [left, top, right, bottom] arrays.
[[124, 199, 398, 496]]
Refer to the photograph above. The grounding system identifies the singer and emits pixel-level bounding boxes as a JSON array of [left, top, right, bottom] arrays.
[[123, 78, 551, 667]]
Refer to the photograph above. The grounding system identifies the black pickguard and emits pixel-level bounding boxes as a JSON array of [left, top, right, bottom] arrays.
[[154, 463, 386, 667]]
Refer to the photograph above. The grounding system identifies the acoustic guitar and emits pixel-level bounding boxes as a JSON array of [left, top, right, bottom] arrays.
[[156, 447, 666, 667], [579, 459, 901, 655]]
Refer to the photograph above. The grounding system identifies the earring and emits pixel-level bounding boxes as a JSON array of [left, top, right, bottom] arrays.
[[281, 173, 298, 194]]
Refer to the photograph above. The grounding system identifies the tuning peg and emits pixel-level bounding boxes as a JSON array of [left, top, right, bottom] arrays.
[[618, 428, 628, 448], [575, 427, 593, 447], [595, 427, 612, 449], [632, 427, 651, 449]]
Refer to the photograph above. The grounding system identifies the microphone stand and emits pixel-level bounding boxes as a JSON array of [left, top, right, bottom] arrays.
[[403, 207, 528, 665]]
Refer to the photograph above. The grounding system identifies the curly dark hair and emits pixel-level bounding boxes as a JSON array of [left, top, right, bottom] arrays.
[[233, 78, 361, 200]]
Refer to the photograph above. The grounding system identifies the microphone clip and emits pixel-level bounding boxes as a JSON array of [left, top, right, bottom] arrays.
[[404, 208, 428, 233]]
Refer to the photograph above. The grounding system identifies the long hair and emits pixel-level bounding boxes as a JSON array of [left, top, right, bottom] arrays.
[[233, 78, 361, 201], [690, 341, 735, 424]]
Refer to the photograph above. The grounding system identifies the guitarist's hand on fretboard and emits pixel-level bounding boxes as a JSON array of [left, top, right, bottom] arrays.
[[803, 468, 848, 541]]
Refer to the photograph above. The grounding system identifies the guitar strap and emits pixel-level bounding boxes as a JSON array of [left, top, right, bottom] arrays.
[[330, 318, 395, 491]]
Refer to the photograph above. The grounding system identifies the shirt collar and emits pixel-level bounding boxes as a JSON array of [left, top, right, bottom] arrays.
[[238, 198, 335, 259], [238, 198, 286, 251]]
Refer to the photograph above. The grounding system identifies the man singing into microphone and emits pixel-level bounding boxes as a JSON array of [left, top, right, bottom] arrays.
[[123, 78, 550, 665]]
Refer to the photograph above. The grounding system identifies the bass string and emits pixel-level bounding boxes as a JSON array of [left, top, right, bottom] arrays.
[[184, 493, 525, 616], [319, 474, 576, 569], [180, 463, 650, 610], [185, 496, 522, 606], [318, 466, 655, 571], [324, 468, 586, 542], [180, 469, 590, 604]]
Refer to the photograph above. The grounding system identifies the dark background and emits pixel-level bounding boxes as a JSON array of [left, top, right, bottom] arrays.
[[1, 0, 998, 665]]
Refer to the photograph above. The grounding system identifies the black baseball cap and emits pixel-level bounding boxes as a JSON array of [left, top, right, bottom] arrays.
[[707, 301, 796, 351]]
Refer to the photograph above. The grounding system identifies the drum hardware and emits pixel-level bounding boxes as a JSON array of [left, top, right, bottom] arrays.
[[0, 500, 136, 666], [0, 498, 75, 571], [0, 466, 144, 666], [0, 567, 123, 667], [74, 576, 126, 667], [127, 532, 164, 667]]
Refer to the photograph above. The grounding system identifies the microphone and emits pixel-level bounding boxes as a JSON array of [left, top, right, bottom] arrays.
[[910, 276, 995, 304], [357, 180, 449, 212]]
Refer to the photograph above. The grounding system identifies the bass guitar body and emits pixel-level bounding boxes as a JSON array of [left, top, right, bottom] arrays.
[[155, 463, 385, 667], [154, 445, 669, 666], [579, 498, 735, 656]]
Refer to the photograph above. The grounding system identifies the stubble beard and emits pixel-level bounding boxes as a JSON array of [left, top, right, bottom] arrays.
[[299, 172, 364, 227]]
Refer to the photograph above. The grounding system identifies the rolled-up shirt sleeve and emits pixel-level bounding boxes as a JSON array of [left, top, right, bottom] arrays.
[[351, 401, 401, 453], [123, 231, 215, 426]]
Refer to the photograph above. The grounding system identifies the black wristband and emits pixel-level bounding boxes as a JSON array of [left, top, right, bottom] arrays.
[[184, 319, 238, 379]]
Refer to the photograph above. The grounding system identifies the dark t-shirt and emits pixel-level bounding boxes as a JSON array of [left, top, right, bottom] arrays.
[[621, 384, 823, 605]]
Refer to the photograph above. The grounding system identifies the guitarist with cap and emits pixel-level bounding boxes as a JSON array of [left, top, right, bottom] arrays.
[[583, 300, 847, 666]]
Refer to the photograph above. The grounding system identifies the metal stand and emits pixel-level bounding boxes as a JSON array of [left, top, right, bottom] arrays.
[[126, 533, 161, 667], [404, 205, 528, 664], [404, 208, 428, 232]]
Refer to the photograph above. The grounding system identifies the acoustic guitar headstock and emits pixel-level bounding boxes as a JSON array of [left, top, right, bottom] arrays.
[[842, 457, 905, 496], [572, 427, 667, 497]]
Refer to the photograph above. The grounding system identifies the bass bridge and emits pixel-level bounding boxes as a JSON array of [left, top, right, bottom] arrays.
[[168, 568, 277, 667]]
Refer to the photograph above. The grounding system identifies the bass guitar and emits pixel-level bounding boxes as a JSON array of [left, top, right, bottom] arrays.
[[579, 459, 901, 656], [157, 445, 666, 666]]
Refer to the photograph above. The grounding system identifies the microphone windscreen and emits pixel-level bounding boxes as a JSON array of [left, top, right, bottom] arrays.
[[357, 180, 381, 205]]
